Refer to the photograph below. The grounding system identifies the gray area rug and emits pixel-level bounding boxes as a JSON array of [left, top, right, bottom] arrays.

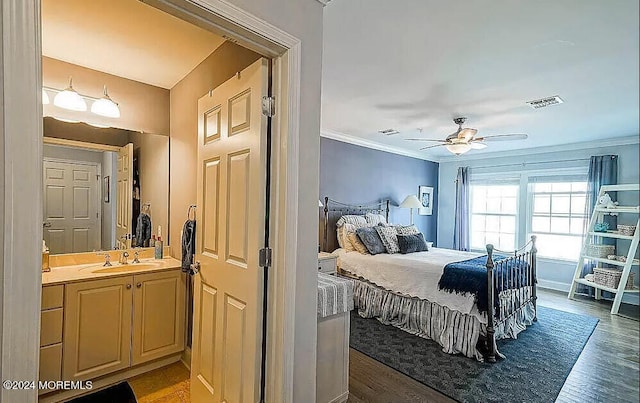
[[350, 306, 599, 403]]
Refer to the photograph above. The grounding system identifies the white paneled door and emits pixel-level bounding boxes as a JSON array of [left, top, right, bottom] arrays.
[[191, 58, 270, 402], [43, 160, 100, 254], [116, 143, 133, 249]]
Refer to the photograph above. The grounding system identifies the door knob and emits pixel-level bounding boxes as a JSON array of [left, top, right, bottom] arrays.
[[126, 284, 132, 289], [190, 261, 201, 275]]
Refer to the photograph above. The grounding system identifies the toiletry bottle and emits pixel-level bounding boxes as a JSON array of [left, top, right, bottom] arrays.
[[154, 226, 164, 259], [42, 240, 51, 272]]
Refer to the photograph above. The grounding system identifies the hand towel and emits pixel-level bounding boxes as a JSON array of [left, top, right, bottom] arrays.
[[181, 219, 196, 272]]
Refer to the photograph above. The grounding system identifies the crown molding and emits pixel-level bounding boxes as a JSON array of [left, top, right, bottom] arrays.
[[437, 135, 640, 164], [320, 129, 437, 162]]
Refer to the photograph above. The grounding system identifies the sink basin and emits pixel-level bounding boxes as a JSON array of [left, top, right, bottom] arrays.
[[91, 262, 162, 274]]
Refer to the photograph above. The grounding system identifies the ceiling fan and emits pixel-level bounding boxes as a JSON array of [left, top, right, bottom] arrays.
[[406, 117, 528, 155]]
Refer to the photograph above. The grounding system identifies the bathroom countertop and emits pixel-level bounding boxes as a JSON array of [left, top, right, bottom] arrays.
[[42, 256, 183, 285]]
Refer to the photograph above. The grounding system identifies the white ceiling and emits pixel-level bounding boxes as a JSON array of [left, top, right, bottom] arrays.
[[322, 0, 640, 160], [42, 0, 226, 89]]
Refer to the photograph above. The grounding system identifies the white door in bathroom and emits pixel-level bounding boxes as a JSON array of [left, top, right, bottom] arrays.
[[191, 58, 270, 403], [115, 143, 133, 249], [43, 159, 100, 253]]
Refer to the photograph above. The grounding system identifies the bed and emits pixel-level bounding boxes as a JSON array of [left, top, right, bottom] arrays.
[[322, 197, 538, 362]]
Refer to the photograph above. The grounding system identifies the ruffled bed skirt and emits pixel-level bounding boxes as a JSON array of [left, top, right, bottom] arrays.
[[351, 279, 536, 361]]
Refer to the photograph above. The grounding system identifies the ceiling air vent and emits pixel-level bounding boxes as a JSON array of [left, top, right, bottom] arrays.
[[526, 95, 564, 109], [378, 128, 400, 135]]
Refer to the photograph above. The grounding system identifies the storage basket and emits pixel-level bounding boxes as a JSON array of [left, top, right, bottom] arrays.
[[617, 224, 637, 236], [593, 268, 635, 290], [585, 244, 615, 258]]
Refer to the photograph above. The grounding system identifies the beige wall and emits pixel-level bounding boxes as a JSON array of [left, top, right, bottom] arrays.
[[42, 56, 170, 135], [168, 41, 261, 257]]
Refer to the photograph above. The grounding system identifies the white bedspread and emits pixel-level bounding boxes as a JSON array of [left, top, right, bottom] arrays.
[[336, 247, 487, 320]]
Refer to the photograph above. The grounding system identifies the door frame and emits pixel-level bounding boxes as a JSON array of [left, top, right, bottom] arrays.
[[43, 157, 103, 254], [1, 1, 302, 402]]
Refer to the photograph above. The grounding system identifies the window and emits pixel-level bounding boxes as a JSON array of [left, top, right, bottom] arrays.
[[528, 179, 588, 260], [470, 182, 519, 251]]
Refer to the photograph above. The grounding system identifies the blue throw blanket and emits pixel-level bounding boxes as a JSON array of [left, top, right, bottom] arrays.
[[437, 255, 530, 315]]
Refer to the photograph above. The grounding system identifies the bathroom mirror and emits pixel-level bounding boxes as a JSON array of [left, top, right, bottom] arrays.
[[43, 117, 169, 254]]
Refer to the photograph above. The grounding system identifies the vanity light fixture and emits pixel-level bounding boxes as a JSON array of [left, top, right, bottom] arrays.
[[42, 88, 50, 105], [53, 77, 87, 112], [91, 85, 121, 118]]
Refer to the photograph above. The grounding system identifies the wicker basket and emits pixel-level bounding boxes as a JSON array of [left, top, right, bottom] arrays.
[[593, 268, 635, 289], [585, 244, 615, 258], [617, 224, 637, 236]]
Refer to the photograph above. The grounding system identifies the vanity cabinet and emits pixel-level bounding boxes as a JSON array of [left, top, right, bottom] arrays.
[[61, 269, 184, 381], [63, 277, 133, 381], [132, 270, 185, 365], [40, 285, 64, 388]]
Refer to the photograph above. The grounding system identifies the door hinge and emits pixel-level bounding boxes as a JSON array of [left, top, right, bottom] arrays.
[[261, 96, 275, 117], [259, 247, 272, 268]]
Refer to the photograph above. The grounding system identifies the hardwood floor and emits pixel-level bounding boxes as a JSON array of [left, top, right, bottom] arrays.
[[347, 288, 640, 403]]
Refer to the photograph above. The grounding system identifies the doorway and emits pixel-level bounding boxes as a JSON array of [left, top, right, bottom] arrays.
[[0, 1, 306, 402]]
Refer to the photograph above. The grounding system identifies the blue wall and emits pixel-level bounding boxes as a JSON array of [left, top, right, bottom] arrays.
[[319, 137, 439, 244]]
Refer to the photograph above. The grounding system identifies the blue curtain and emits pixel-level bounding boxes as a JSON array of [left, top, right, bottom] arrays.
[[454, 167, 470, 251], [578, 155, 618, 295]]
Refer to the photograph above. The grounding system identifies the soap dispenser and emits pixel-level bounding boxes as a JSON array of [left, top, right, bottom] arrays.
[[42, 240, 51, 272], [154, 226, 164, 259]]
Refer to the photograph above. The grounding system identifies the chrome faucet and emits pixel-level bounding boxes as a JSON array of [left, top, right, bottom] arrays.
[[132, 249, 141, 264], [97, 252, 112, 267], [120, 251, 129, 265]]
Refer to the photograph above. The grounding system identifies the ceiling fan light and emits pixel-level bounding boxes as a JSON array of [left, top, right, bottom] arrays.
[[53, 78, 87, 112], [446, 143, 471, 155], [469, 142, 487, 150], [42, 88, 50, 105], [91, 86, 120, 118]]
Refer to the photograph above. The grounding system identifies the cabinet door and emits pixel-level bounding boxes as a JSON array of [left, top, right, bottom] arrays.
[[63, 276, 133, 381], [132, 270, 185, 365]]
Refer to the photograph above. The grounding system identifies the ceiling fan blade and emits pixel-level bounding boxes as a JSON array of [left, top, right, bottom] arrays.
[[476, 134, 528, 142], [405, 138, 448, 142], [458, 128, 477, 141], [419, 143, 448, 151], [468, 142, 487, 149]]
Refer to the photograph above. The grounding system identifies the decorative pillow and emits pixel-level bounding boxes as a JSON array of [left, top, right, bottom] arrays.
[[336, 228, 344, 248], [396, 224, 419, 236], [341, 223, 358, 252], [397, 233, 429, 254], [365, 213, 387, 226], [355, 227, 387, 255], [375, 225, 400, 254], [348, 232, 370, 254], [336, 214, 367, 228]]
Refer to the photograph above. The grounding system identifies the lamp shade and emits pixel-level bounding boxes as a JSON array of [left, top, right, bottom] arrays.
[[91, 86, 120, 118], [399, 195, 422, 209], [53, 77, 87, 112], [445, 143, 471, 155]]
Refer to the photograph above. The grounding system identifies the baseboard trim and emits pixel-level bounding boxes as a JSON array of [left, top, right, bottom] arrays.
[[38, 353, 182, 403]]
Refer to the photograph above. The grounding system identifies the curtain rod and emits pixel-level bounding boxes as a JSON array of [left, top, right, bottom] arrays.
[[469, 156, 603, 171]]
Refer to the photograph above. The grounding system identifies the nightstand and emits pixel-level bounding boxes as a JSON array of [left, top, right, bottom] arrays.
[[318, 252, 337, 275]]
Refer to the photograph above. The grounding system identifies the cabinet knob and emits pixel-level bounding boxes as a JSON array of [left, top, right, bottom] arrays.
[[126, 284, 132, 289], [190, 261, 201, 275], [136, 283, 142, 288]]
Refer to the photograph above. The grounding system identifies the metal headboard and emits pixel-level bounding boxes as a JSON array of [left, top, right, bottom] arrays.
[[322, 197, 390, 252]]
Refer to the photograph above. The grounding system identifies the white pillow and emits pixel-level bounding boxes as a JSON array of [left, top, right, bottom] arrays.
[[396, 224, 419, 235], [365, 213, 387, 226], [336, 214, 367, 228]]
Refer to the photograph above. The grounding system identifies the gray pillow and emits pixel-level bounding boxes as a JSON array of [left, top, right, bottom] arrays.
[[355, 227, 387, 255], [397, 233, 429, 254]]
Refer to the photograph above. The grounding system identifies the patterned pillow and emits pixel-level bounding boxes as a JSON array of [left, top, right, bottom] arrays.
[[341, 223, 358, 252], [375, 225, 400, 254], [396, 224, 419, 236], [397, 233, 429, 254], [355, 227, 387, 255], [336, 215, 367, 228], [336, 228, 344, 248], [348, 232, 370, 254], [365, 213, 387, 226]]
